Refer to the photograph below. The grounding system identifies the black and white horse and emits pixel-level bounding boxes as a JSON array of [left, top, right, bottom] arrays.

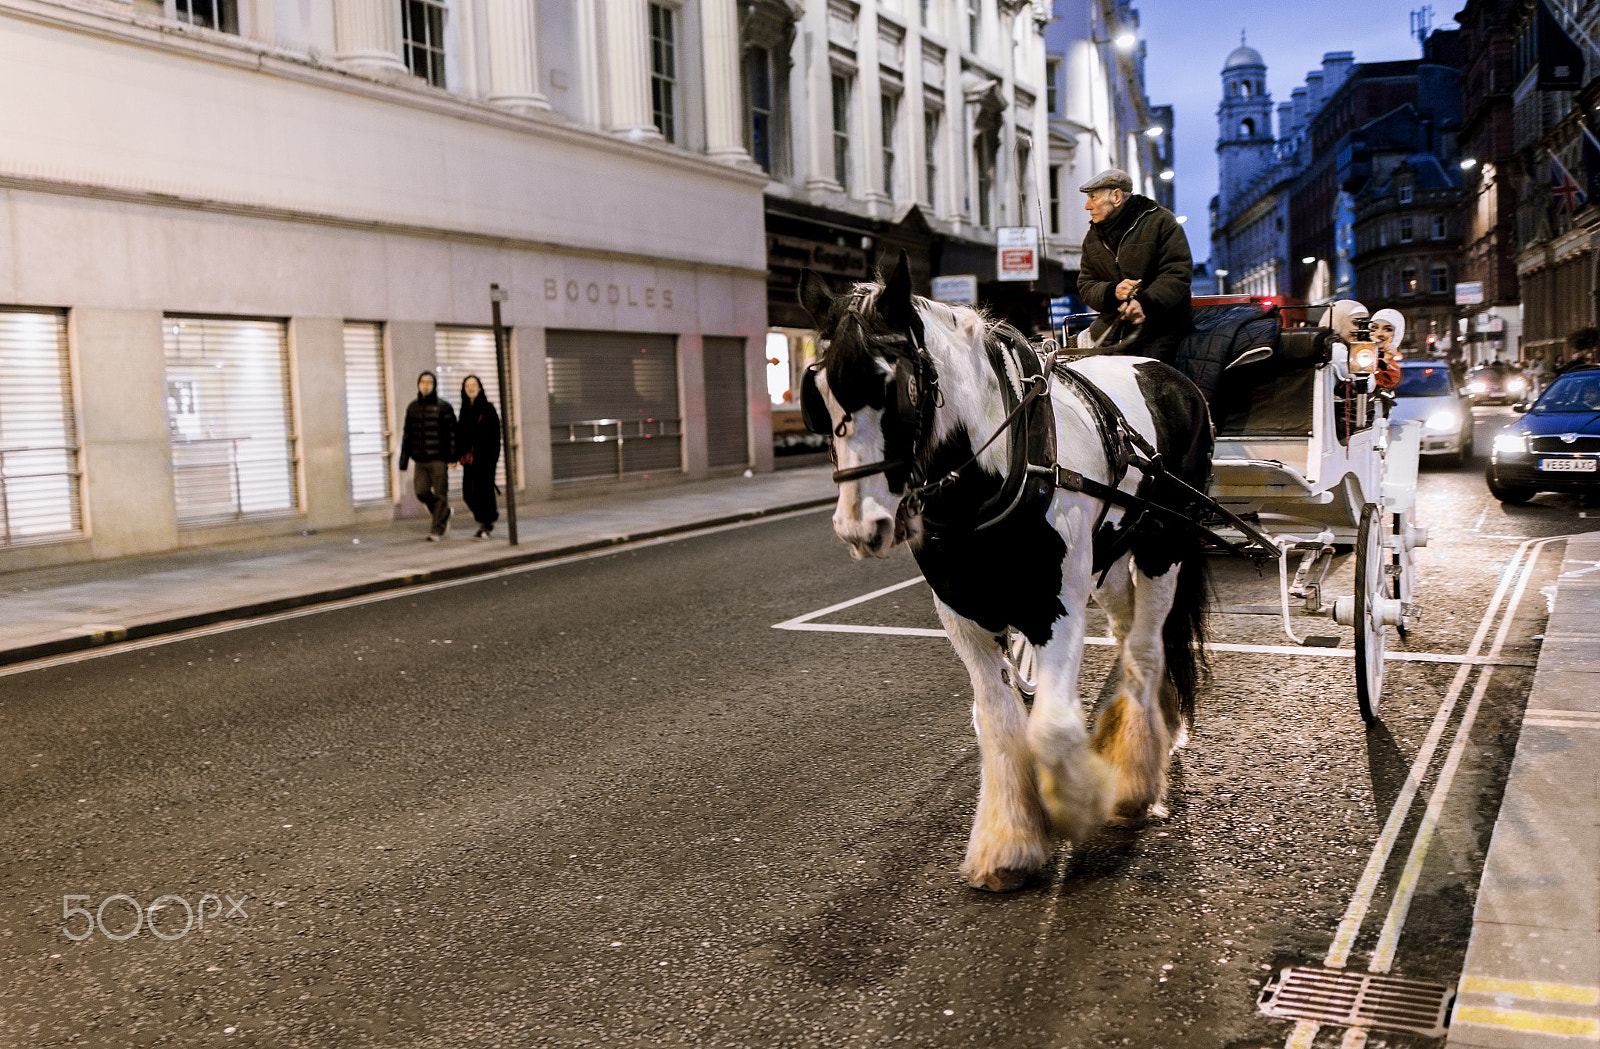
[[798, 256, 1213, 892]]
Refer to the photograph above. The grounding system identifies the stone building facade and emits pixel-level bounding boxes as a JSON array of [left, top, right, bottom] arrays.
[[0, 0, 769, 567]]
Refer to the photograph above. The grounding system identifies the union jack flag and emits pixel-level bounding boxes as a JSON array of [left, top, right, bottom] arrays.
[[1551, 152, 1586, 214]]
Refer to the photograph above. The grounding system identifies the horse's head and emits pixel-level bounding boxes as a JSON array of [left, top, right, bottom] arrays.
[[797, 253, 928, 560]]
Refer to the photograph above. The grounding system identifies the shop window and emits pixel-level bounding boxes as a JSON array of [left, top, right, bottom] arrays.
[[832, 72, 853, 191], [546, 332, 681, 482], [175, 0, 238, 33], [0, 309, 81, 545], [402, 0, 447, 88], [649, 2, 679, 142], [343, 323, 391, 506], [164, 316, 298, 526]]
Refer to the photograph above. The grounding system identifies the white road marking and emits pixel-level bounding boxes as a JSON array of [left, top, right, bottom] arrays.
[[1369, 535, 1562, 973], [0, 505, 835, 678]]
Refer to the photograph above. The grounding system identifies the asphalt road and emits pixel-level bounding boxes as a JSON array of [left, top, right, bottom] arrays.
[[0, 406, 1590, 1049]]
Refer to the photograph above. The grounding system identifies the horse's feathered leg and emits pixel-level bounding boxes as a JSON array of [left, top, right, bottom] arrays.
[[1091, 555, 1179, 826], [936, 598, 1051, 892], [1027, 503, 1116, 843]]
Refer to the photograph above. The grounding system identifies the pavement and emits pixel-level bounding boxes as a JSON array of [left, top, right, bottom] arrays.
[[0, 469, 1594, 1046], [1446, 532, 1600, 1049], [0, 465, 838, 666]]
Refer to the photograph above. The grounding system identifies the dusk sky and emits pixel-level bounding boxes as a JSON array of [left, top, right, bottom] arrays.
[[1131, 0, 1457, 262]]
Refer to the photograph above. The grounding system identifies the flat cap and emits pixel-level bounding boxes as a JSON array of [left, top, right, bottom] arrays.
[[1079, 167, 1133, 193]]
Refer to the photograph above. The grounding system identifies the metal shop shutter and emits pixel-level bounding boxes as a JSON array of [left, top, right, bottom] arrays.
[[343, 322, 391, 505], [0, 309, 81, 545], [435, 326, 509, 489], [703, 337, 749, 469], [163, 316, 297, 525], [545, 331, 680, 482]]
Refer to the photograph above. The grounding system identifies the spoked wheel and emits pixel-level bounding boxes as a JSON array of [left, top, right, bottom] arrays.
[[1354, 503, 1386, 724], [1005, 630, 1037, 702]]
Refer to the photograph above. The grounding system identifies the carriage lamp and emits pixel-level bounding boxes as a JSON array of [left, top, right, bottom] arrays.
[[1492, 433, 1528, 454], [1424, 409, 1461, 433], [1349, 342, 1378, 373]]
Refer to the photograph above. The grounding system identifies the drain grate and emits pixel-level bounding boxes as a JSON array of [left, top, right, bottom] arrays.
[[1258, 966, 1455, 1038]]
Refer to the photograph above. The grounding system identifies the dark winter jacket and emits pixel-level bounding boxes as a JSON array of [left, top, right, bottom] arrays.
[[455, 376, 502, 470], [399, 371, 456, 469], [1079, 194, 1193, 361]]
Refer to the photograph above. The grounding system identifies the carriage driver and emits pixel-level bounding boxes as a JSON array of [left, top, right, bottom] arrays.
[[1077, 168, 1194, 363]]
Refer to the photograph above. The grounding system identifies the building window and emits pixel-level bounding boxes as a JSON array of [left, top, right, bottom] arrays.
[[1239, 118, 1255, 137], [881, 92, 899, 197], [0, 310, 82, 545], [1398, 182, 1413, 204], [1381, 266, 1392, 296], [974, 128, 996, 227], [1431, 214, 1446, 240], [924, 108, 940, 207], [919, 0, 933, 31], [832, 73, 852, 191], [342, 323, 391, 506], [1048, 164, 1061, 234], [1046, 59, 1060, 115], [175, 0, 238, 33], [436, 327, 511, 490], [1429, 264, 1449, 294], [746, 46, 775, 173], [649, 3, 679, 142], [1401, 265, 1418, 294], [402, 0, 447, 88], [967, 0, 980, 52], [164, 317, 298, 526], [1399, 217, 1414, 243]]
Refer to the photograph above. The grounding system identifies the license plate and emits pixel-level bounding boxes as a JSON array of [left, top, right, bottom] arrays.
[[1538, 458, 1598, 472]]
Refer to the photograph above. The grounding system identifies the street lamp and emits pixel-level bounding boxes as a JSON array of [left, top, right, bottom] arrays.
[[1113, 30, 1137, 51], [1159, 169, 1175, 181], [1459, 157, 1478, 170], [1214, 268, 1229, 294], [1301, 256, 1317, 265], [1144, 126, 1165, 138], [1175, 215, 1188, 224]]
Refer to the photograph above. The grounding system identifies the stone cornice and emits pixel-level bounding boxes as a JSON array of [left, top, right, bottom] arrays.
[[0, 0, 770, 191], [0, 169, 771, 280]]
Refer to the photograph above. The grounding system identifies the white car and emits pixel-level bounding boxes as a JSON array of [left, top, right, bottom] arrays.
[[1392, 360, 1474, 466]]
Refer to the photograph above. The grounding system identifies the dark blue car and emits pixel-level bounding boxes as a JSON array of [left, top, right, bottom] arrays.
[[1486, 365, 1600, 503]]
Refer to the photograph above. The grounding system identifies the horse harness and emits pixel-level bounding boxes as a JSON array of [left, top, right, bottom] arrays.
[[799, 308, 1275, 568]]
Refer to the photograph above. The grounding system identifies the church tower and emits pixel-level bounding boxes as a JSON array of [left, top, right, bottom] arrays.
[[1216, 35, 1276, 216]]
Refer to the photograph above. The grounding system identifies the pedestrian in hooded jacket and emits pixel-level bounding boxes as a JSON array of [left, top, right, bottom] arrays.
[[398, 370, 456, 541], [455, 375, 502, 541], [1077, 167, 1193, 362]]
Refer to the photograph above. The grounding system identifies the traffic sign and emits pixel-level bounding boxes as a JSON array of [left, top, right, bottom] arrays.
[[996, 227, 1039, 281]]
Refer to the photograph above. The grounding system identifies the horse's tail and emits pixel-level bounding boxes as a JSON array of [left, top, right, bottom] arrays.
[[1161, 533, 1212, 731]]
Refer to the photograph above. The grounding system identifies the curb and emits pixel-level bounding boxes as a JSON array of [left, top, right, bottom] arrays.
[[0, 497, 836, 669]]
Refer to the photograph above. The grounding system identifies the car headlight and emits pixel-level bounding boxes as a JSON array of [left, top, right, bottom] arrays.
[[1506, 377, 1527, 393], [1492, 433, 1526, 454], [1425, 409, 1461, 433]]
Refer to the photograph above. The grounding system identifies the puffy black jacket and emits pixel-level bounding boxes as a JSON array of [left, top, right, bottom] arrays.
[[399, 371, 456, 468], [1079, 194, 1194, 361], [455, 376, 502, 469]]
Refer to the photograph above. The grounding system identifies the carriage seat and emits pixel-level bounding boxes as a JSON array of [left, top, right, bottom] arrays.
[[1208, 325, 1336, 438], [1173, 303, 1283, 398]]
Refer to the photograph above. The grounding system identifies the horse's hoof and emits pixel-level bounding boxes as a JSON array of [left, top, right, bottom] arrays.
[[970, 868, 1031, 893], [1106, 801, 1169, 829]]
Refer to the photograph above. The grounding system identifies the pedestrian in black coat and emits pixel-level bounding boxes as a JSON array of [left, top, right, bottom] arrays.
[[399, 370, 456, 540], [1077, 167, 1193, 362], [456, 375, 502, 540]]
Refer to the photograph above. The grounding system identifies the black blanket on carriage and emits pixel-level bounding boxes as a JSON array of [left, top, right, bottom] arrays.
[[1172, 303, 1281, 398]]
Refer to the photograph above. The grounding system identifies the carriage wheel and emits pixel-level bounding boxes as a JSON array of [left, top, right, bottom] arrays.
[[1005, 630, 1038, 702], [1391, 510, 1415, 641], [1354, 503, 1386, 724]]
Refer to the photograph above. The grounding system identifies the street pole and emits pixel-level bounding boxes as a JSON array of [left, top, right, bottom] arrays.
[[490, 283, 518, 546]]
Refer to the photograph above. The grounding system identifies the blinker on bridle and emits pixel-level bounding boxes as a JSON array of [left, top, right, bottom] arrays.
[[799, 311, 931, 493]]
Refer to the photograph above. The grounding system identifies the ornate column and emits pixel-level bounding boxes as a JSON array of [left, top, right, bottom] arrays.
[[701, 0, 751, 163], [605, 0, 661, 139], [486, 0, 552, 113], [334, 0, 407, 76]]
